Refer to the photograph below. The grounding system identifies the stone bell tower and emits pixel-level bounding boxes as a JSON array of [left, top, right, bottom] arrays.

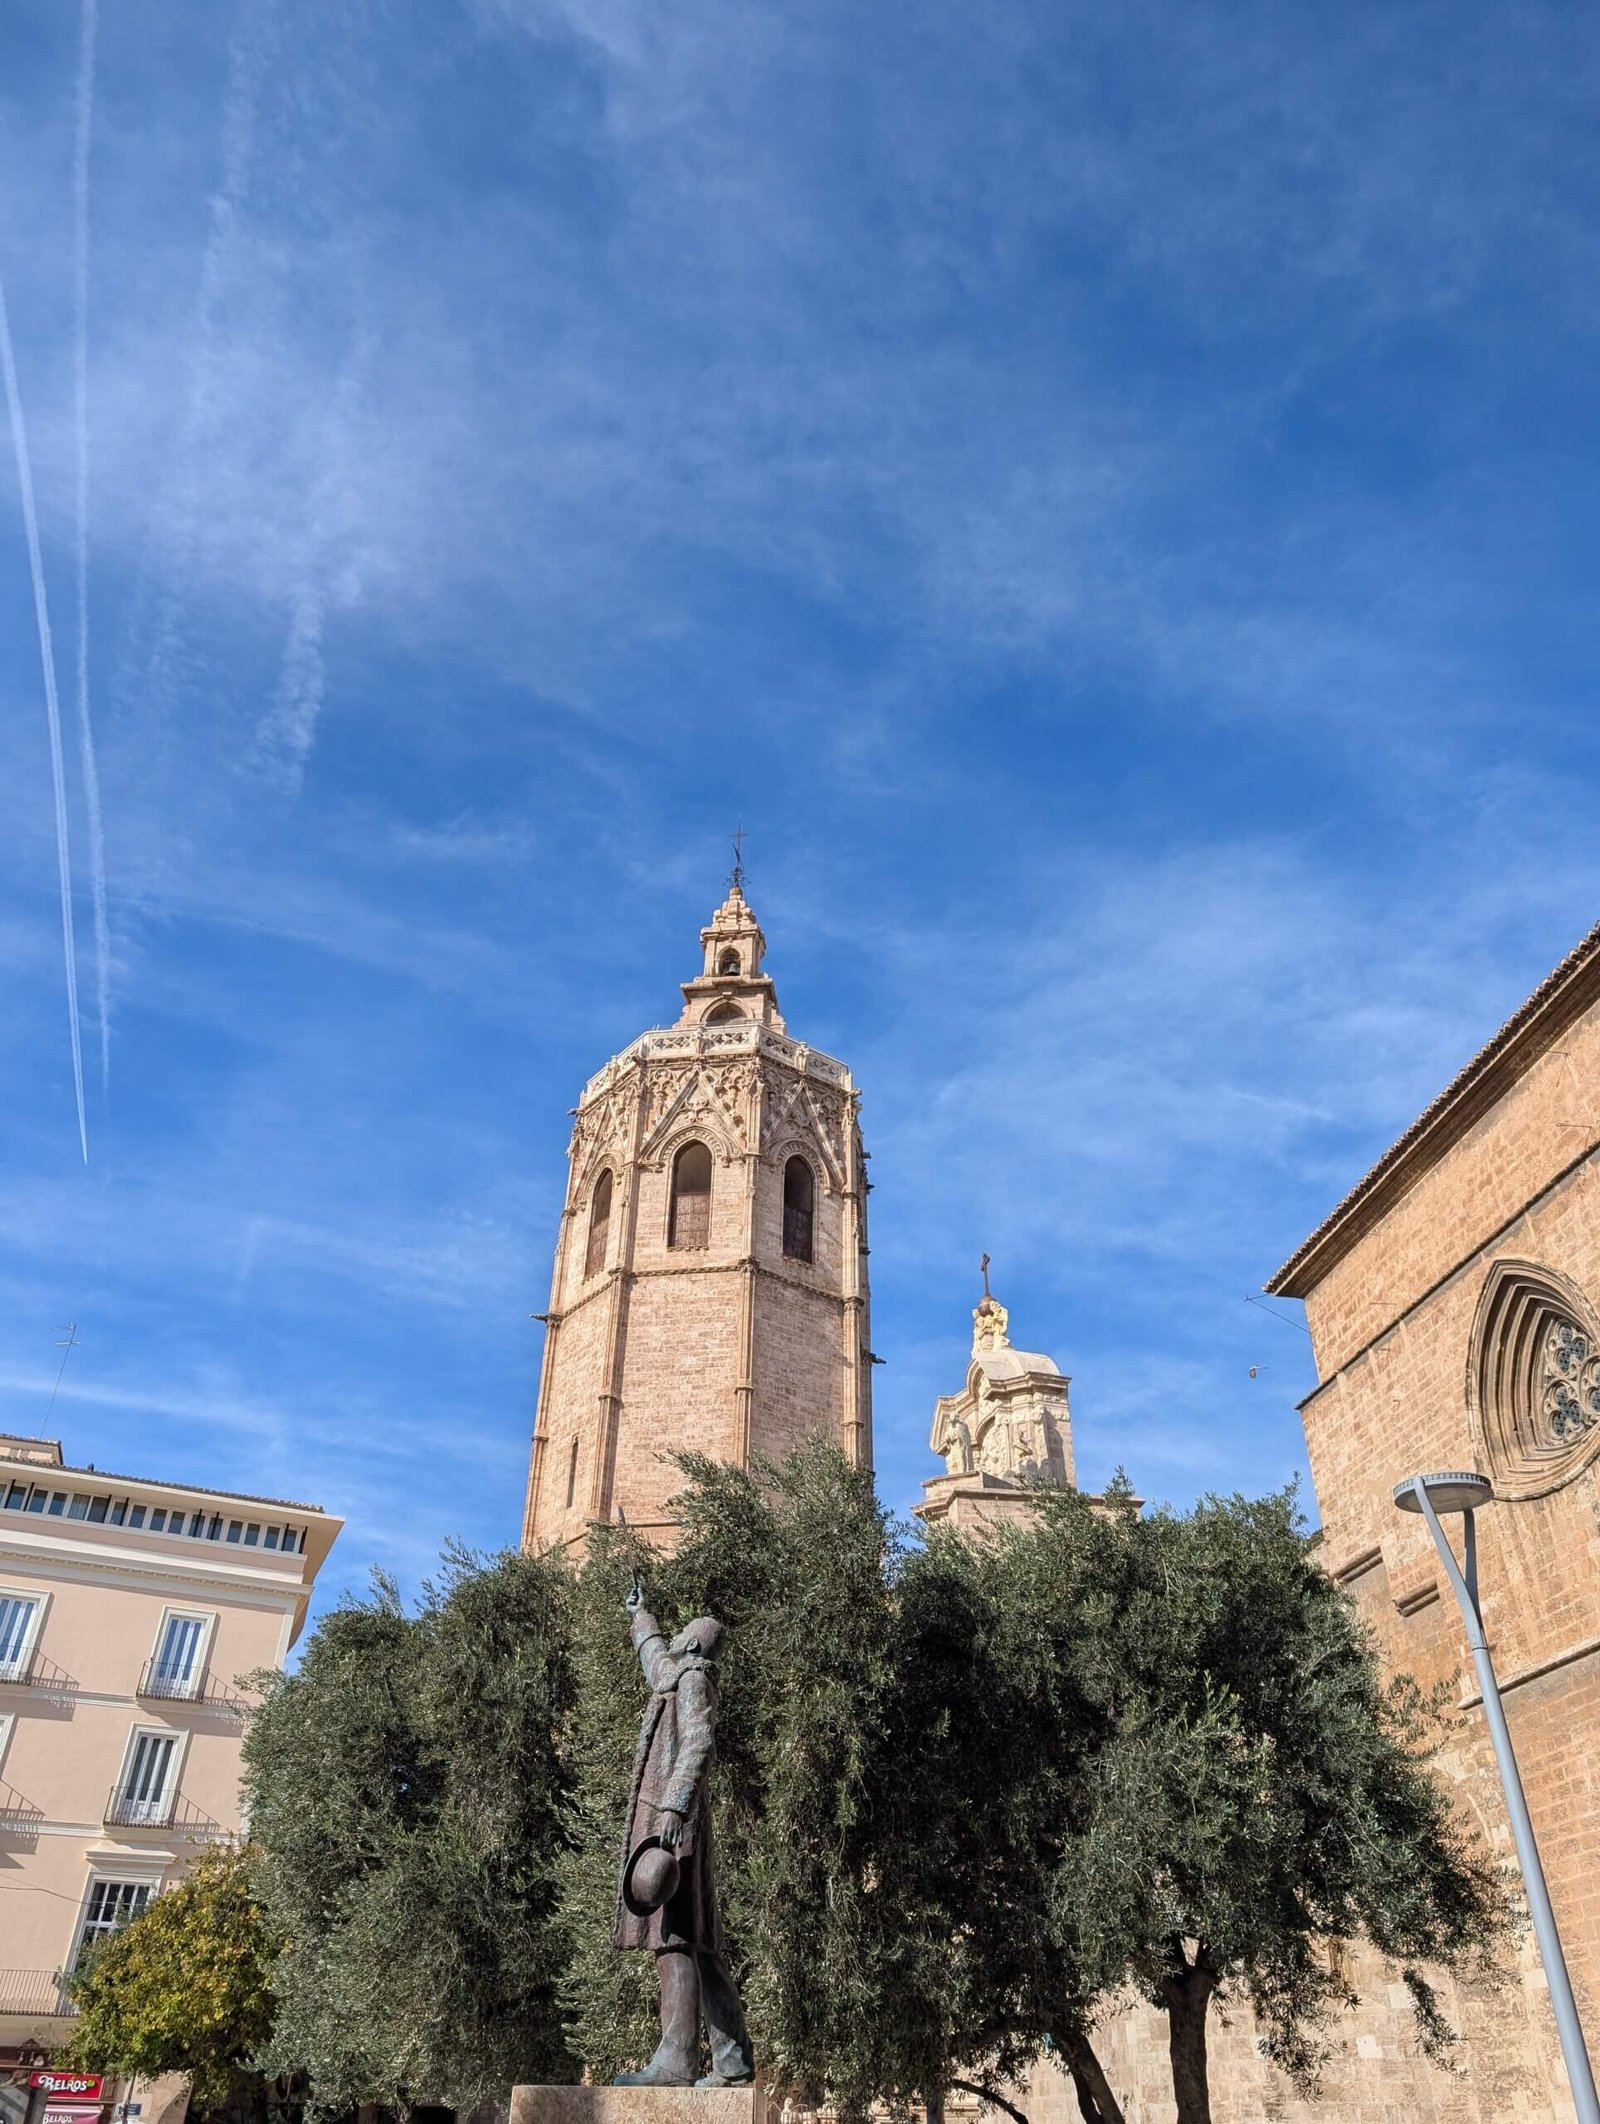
[[521, 877, 872, 1553]]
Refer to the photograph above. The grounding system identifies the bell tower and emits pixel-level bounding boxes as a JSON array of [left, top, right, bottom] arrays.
[[521, 879, 872, 1552]]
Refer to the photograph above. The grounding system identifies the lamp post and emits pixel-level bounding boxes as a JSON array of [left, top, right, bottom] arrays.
[[1393, 1470, 1599, 2124]]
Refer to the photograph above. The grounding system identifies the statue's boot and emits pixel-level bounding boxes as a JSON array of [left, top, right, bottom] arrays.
[[696, 1951, 755, 2088], [615, 1949, 699, 2088]]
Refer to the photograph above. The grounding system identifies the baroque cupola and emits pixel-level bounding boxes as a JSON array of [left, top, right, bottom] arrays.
[[917, 1270, 1079, 1533]]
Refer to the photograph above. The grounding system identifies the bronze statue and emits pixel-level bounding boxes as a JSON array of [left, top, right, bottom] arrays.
[[613, 1582, 754, 2088]]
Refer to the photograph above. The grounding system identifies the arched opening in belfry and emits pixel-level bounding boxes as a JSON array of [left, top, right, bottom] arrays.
[[718, 948, 742, 975], [669, 1141, 713, 1250], [706, 1001, 744, 1025], [584, 1169, 613, 1279], [782, 1155, 815, 1263]]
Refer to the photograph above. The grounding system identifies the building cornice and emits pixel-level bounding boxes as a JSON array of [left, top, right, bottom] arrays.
[[579, 1021, 854, 1106], [1268, 914, 1600, 1299], [0, 1533, 307, 1610]]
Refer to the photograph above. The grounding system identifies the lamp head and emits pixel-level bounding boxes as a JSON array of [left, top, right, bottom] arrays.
[[1393, 1470, 1495, 1516]]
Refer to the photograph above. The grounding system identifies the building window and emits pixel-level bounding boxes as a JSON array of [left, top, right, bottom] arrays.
[[0, 1594, 40, 1683], [585, 1170, 613, 1279], [1472, 1260, 1600, 1498], [565, 1437, 580, 1511], [718, 949, 741, 975], [668, 1142, 713, 1251], [705, 1001, 744, 1025], [110, 1732, 178, 1826], [782, 1156, 815, 1263], [149, 1614, 207, 1699], [76, 1880, 153, 1968]]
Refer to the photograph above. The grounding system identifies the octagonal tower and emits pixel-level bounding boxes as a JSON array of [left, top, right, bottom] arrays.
[[521, 882, 872, 1552]]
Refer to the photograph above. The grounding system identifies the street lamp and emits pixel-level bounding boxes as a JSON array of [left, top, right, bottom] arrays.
[[1394, 1470, 1599, 2124]]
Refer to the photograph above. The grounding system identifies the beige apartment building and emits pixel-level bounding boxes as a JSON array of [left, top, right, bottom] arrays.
[[0, 1431, 341, 2086]]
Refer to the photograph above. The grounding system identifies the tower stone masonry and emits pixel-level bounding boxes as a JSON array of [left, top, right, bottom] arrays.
[[522, 883, 872, 1553]]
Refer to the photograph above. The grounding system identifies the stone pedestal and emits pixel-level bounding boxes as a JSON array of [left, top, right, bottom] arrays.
[[511, 2090, 765, 2124]]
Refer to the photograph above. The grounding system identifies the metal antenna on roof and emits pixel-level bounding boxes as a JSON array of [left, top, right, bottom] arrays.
[[45, 1321, 79, 1422]]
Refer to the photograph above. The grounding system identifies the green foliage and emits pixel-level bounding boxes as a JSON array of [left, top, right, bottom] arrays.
[[553, 1523, 661, 2082], [243, 1544, 578, 2113], [236, 1448, 1505, 2124], [555, 1438, 908, 2106], [1019, 1479, 1510, 2119], [60, 1842, 277, 2110]]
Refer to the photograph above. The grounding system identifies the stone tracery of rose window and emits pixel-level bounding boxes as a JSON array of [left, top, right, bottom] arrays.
[[1470, 1259, 1600, 1497], [1543, 1317, 1600, 1444]]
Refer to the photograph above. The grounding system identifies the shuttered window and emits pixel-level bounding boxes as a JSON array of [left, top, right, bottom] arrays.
[[668, 1143, 712, 1250], [0, 1596, 38, 1681]]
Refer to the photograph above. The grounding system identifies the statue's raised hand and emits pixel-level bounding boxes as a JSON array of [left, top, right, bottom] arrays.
[[625, 1580, 644, 1614]]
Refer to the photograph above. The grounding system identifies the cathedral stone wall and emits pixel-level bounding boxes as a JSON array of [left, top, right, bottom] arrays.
[[1067, 927, 1600, 2118], [1252, 922, 1600, 2124], [751, 1271, 847, 1465]]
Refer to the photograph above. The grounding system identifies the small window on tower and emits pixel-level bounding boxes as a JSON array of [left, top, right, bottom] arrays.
[[718, 948, 741, 975], [669, 1142, 713, 1250], [705, 1001, 744, 1025], [585, 1170, 613, 1279], [783, 1156, 815, 1263], [565, 1437, 580, 1511]]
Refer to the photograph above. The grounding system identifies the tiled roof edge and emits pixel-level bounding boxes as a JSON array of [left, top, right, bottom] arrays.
[[0, 1454, 330, 1517], [1267, 914, 1600, 1299]]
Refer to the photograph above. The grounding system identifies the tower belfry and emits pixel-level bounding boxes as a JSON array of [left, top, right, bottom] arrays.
[[522, 883, 872, 1552]]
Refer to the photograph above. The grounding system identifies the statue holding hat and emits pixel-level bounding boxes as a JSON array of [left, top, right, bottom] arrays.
[[612, 1582, 754, 2089]]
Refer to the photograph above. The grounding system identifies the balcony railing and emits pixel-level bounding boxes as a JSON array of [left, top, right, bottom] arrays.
[[136, 1659, 246, 1717], [103, 1787, 229, 1842], [0, 1969, 71, 2017], [0, 1651, 79, 1702], [104, 1786, 176, 1830]]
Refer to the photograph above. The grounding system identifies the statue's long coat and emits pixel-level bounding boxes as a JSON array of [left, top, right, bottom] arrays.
[[612, 1607, 725, 1954]]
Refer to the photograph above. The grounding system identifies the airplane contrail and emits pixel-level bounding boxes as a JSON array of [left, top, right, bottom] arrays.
[[74, 0, 110, 1092], [0, 269, 90, 1163]]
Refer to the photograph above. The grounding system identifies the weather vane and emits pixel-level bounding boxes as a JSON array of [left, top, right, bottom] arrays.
[[730, 825, 747, 894], [980, 1251, 992, 1299]]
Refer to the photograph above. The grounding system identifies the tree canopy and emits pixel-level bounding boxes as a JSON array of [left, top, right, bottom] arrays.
[[241, 1542, 577, 2113], [60, 1842, 278, 2117], [200, 1445, 1504, 2124], [1005, 1479, 1508, 2124]]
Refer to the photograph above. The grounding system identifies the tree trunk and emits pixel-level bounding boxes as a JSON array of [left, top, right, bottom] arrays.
[[948, 2081, 1028, 2124], [1161, 1969, 1215, 2124], [1058, 2032, 1126, 2124]]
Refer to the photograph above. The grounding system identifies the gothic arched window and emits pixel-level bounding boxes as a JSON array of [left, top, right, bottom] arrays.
[[782, 1155, 815, 1263], [705, 1001, 744, 1025], [669, 1142, 713, 1250], [718, 948, 741, 975], [584, 1170, 613, 1279], [1470, 1259, 1600, 1498]]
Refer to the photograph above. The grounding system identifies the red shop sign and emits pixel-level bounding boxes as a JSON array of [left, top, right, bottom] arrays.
[[30, 2076, 103, 2098]]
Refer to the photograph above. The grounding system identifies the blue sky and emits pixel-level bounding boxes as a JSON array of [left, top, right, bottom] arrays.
[[4, 0, 1600, 1624]]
